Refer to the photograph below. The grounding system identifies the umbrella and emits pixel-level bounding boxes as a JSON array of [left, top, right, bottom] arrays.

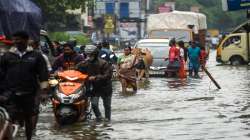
[[0, 0, 42, 41]]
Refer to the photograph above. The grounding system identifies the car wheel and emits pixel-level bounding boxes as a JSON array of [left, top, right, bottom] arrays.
[[230, 56, 244, 66]]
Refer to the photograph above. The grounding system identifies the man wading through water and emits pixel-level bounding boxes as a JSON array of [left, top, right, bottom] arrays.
[[77, 45, 113, 122], [0, 31, 49, 140], [188, 41, 201, 78]]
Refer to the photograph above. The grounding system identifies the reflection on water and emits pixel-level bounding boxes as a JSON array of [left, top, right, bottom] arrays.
[[166, 78, 188, 89], [17, 51, 250, 139]]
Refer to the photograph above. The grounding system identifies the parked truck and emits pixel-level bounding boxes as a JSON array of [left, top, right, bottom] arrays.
[[147, 10, 207, 48], [216, 20, 250, 65]]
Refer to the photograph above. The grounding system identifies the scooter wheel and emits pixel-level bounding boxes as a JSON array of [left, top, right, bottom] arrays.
[[0, 107, 9, 122]]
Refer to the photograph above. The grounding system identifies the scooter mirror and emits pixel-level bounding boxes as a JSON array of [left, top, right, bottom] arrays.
[[49, 79, 59, 87]]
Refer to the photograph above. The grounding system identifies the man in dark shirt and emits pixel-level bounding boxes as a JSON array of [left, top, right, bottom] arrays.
[[52, 41, 85, 72], [0, 31, 49, 140], [77, 45, 113, 122]]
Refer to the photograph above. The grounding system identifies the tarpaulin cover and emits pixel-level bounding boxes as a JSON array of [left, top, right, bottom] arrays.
[[147, 10, 207, 34], [0, 0, 42, 41]]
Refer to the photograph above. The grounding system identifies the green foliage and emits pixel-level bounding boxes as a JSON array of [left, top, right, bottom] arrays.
[[72, 34, 91, 45], [196, 0, 217, 7], [153, 0, 246, 31], [32, 0, 92, 31], [49, 32, 70, 42], [49, 32, 90, 45]]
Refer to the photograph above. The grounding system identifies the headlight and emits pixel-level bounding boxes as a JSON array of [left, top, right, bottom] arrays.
[[150, 66, 166, 70], [110, 54, 115, 59], [69, 90, 82, 100], [55, 89, 66, 102], [101, 54, 107, 58], [55, 87, 86, 104], [70, 86, 86, 103]]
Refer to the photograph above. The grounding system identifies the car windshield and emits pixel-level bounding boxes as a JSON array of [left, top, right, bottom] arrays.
[[137, 42, 169, 58]]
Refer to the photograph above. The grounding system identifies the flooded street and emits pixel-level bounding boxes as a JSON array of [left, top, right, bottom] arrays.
[[18, 51, 250, 140], [1, 0, 247, 139]]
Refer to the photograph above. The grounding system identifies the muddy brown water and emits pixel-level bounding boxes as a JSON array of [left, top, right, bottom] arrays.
[[16, 51, 250, 140]]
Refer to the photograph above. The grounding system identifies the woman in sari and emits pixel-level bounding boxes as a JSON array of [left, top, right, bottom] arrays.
[[117, 47, 137, 93]]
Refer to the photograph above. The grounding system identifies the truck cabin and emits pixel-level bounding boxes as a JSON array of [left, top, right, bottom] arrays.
[[216, 20, 250, 64]]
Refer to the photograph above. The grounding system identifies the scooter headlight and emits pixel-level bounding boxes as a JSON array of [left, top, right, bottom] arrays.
[[55, 89, 66, 102], [69, 91, 81, 101], [55, 87, 86, 104], [69, 86, 86, 103]]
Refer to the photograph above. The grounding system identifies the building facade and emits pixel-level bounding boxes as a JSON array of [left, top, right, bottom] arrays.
[[93, 0, 148, 45]]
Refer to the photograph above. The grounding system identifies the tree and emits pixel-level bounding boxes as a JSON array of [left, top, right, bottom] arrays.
[[32, 0, 91, 31], [196, 0, 217, 7]]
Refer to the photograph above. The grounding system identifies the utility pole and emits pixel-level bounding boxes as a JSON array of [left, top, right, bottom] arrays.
[[144, 0, 150, 38], [246, 10, 250, 62], [138, 0, 142, 40]]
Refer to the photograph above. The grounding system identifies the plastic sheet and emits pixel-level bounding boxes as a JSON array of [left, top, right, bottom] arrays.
[[147, 10, 207, 34]]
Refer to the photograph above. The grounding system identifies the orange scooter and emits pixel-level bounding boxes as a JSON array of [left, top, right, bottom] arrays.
[[49, 70, 91, 125]]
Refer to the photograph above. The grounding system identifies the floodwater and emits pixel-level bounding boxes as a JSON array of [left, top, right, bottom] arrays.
[[17, 51, 250, 140]]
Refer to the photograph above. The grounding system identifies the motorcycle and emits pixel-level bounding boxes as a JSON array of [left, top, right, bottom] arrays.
[[165, 58, 181, 78], [165, 58, 186, 78], [0, 106, 18, 140], [49, 70, 91, 125]]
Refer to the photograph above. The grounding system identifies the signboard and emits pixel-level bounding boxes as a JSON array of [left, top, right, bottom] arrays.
[[129, 2, 140, 18], [222, 0, 250, 11], [87, 16, 93, 27], [95, 2, 105, 17], [158, 2, 175, 13], [104, 15, 115, 33], [164, 2, 175, 10], [119, 22, 138, 40], [158, 6, 172, 13]]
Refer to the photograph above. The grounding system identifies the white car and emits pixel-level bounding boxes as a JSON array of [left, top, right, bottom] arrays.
[[134, 39, 170, 75]]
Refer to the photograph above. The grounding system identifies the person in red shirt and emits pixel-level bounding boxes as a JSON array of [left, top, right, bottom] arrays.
[[0, 35, 13, 46], [200, 46, 207, 69], [167, 39, 181, 77], [177, 41, 187, 78], [168, 39, 180, 63]]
